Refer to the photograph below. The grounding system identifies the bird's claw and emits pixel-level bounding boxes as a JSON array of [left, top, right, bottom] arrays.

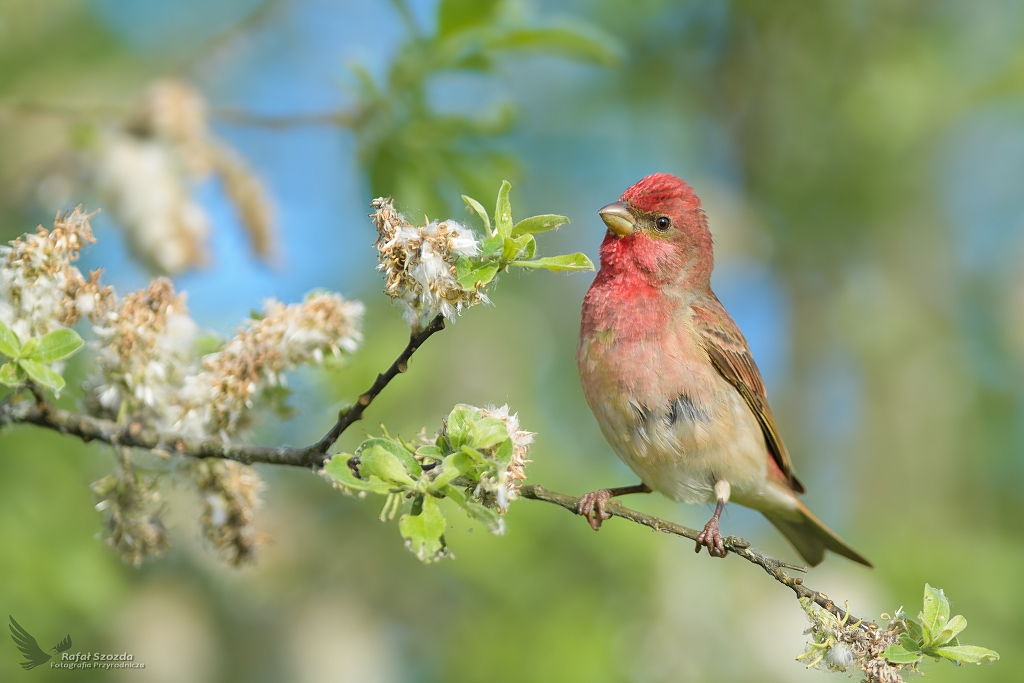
[[695, 516, 727, 558], [576, 490, 613, 531]]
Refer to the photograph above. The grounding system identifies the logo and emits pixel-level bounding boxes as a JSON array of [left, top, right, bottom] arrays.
[[8, 617, 72, 670]]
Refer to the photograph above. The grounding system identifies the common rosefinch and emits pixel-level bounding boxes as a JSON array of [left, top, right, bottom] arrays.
[[575, 172, 870, 567]]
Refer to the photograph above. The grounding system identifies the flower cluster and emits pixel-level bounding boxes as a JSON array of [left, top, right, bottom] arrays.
[[372, 197, 482, 329], [191, 459, 263, 566], [798, 599, 903, 683], [91, 451, 169, 567], [470, 404, 533, 511], [88, 278, 197, 426], [177, 292, 364, 437], [0, 207, 112, 342], [94, 79, 275, 273]]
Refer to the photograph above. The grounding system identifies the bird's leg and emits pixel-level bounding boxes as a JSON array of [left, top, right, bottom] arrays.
[[576, 483, 651, 531], [696, 480, 731, 558]]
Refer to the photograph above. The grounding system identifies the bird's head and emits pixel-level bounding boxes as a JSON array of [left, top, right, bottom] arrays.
[[597, 173, 713, 290]]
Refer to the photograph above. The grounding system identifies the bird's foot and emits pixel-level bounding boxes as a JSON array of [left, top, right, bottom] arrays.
[[576, 490, 613, 531], [695, 516, 727, 558]]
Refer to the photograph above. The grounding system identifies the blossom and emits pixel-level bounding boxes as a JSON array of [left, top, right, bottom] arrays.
[[87, 278, 198, 427], [191, 459, 263, 566], [176, 292, 364, 437], [474, 404, 533, 512], [0, 207, 113, 342], [372, 197, 484, 330], [91, 451, 169, 567]]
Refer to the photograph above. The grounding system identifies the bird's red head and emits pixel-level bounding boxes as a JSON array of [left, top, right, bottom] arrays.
[[596, 173, 713, 290]]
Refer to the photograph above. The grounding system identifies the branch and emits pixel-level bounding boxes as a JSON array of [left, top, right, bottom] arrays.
[[0, 315, 446, 469], [519, 484, 871, 628]]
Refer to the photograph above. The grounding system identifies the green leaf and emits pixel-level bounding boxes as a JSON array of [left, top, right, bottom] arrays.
[[361, 438, 422, 477], [479, 234, 504, 256], [444, 485, 504, 533], [18, 359, 65, 392], [920, 584, 951, 645], [883, 643, 924, 665], [429, 451, 475, 491], [0, 361, 25, 387], [512, 214, 569, 236], [494, 180, 513, 237], [508, 253, 595, 271], [23, 328, 83, 363], [461, 194, 491, 234], [0, 319, 21, 358], [446, 404, 482, 450], [933, 614, 967, 647], [929, 645, 999, 664], [455, 257, 499, 290], [415, 445, 444, 460], [399, 496, 448, 562], [492, 437, 513, 467], [501, 234, 534, 261], [438, 0, 501, 37], [898, 612, 924, 643], [469, 417, 510, 450], [487, 25, 623, 66], [358, 444, 415, 485], [322, 455, 395, 494]]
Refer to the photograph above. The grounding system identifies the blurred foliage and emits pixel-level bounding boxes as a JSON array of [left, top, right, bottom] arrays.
[[0, 1, 1023, 682]]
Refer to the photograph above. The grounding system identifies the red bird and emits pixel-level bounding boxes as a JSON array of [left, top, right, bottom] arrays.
[[575, 173, 871, 567]]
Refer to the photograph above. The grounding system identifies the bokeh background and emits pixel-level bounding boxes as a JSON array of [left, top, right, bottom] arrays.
[[0, 0, 1022, 681]]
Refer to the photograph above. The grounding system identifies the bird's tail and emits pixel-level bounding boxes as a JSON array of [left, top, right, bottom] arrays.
[[764, 499, 872, 568]]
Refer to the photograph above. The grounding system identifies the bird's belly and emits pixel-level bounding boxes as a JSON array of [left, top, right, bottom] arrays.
[[584, 363, 770, 506]]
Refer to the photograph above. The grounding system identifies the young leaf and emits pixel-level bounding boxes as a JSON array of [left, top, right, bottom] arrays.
[[502, 234, 534, 262], [469, 417, 511, 450], [428, 451, 475, 491], [508, 253, 595, 271], [930, 645, 999, 664], [883, 643, 924, 665], [359, 444, 415, 486], [438, 0, 501, 37], [487, 25, 623, 66], [0, 361, 25, 387], [444, 485, 504, 534], [494, 180, 513, 237], [18, 359, 65, 393], [361, 438, 422, 477], [455, 258, 499, 290], [23, 328, 84, 364], [0, 319, 21, 358], [933, 614, 967, 647], [478, 234, 504, 256], [512, 214, 569, 236], [462, 194, 492, 234], [920, 584, 951, 645], [399, 496, 448, 562], [322, 455, 395, 494], [446, 404, 482, 450]]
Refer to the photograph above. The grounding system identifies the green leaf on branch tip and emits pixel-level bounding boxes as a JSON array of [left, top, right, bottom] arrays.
[[928, 645, 999, 665], [0, 361, 25, 387], [486, 25, 623, 67], [920, 584, 951, 645], [18, 359, 65, 392], [360, 438, 422, 477], [446, 404, 482, 450], [428, 451, 476, 491], [22, 328, 84, 364], [512, 214, 569, 236], [438, 0, 501, 37], [443, 486, 504, 534], [399, 496, 448, 562], [455, 257, 499, 290], [494, 180, 513, 238], [322, 455, 395, 494], [508, 253, 595, 271], [461, 194, 491, 234], [933, 614, 967, 647], [502, 234, 534, 262], [479, 234, 504, 256], [358, 444, 416, 485], [469, 417, 511, 450], [883, 643, 924, 665], [0, 319, 21, 358]]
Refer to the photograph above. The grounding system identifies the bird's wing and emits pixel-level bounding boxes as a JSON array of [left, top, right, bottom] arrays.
[[692, 295, 805, 494], [53, 634, 72, 653], [9, 616, 52, 668]]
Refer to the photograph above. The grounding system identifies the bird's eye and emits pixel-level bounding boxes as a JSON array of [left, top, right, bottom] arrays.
[[655, 216, 671, 231]]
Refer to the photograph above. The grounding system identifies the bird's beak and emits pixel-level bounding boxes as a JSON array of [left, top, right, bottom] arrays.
[[598, 201, 636, 237]]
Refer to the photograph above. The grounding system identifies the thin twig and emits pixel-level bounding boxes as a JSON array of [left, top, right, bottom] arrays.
[[518, 484, 871, 628], [211, 108, 358, 129], [309, 314, 446, 460]]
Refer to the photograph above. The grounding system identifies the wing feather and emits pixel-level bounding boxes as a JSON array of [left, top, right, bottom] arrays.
[[692, 296, 804, 494], [9, 616, 51, 668]]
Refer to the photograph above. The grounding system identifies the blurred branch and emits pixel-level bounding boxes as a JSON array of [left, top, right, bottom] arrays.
[[519, 484, 871, 629], [211, 107, 359, 129], [0, 314, 447, 469]]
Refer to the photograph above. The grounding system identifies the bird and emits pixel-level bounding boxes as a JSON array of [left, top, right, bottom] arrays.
[[575, 172, 871, 567], [9, 616, 73, 670]]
